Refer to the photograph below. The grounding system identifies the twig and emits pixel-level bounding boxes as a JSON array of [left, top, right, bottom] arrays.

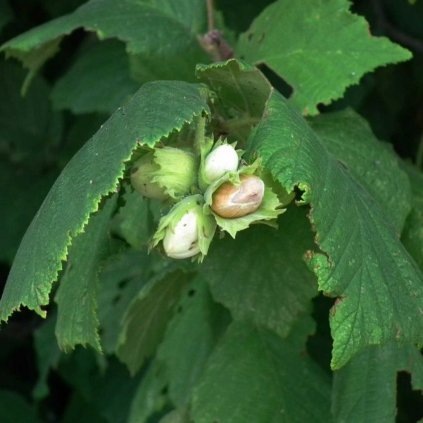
[[206, 0, 215, 32], [199, 0, 234, 61]]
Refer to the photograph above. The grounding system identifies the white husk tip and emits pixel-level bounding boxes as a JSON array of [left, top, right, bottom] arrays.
[[163, 211, 200, 259], [204, 144, 239, 182]]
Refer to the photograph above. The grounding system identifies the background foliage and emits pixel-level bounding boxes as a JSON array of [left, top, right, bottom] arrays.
[[1, 0, 423, 422]]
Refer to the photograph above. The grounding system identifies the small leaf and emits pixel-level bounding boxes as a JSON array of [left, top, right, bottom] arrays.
[[196, 59, 271, 141], [191, 321, 331, 423], [237, 0, 412, 114], [111, 189, 152, 251], [332, 342, 423, 422], [33, 313, 61, 399], [249, 90, 423, 369], [117, 270, 191, 375], [55, 194, 117, 352], [201, 206, 317, 337], [0, 81, 209, 321]]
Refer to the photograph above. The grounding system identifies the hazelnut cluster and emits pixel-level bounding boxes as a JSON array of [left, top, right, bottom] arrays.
[[130, 123, 289, 261]]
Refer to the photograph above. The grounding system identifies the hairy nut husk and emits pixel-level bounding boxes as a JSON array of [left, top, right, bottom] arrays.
[[130, 153, 168, 200], [211, 175, 265, 218], [151, 195, 217, 261], [130, 147, 196, 201]]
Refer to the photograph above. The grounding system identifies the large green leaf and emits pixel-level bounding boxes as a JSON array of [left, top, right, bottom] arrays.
[[51, 40, 139, 114], [309, 109, 412, 232], [117, 270, 191, 375], [201, 206, 317, 338], [157, 278, 229, 406], [401, 162, 423, 270], [237, 0, 411, 114], [191, 321, 331, 423], [0, 81, 209, 321], [196, 59, 271, 141], [1, 0, 208, 81], [249, 90, 423, 369], [54, 195, 117, 352], [332, 342, 423, 422]]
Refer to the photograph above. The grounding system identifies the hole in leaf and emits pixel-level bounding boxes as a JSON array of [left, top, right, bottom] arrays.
[[396, 371, 423, 422], [118, 278, 130, 289], [306, 293, 333, 374], [188, 289, 196, 297], [257, 32, 265, 43], [258, 64, 293, 99]]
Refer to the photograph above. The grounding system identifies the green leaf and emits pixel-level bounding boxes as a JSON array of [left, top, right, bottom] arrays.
[[157, 278, 229, 406], [237, 0, 412, 114], [111, 189, 152, 250], [0, 390, 41, 423], [1, 0, 208, 80], [201, 206, 317, 337], [191, 321, 332, 423], [0, 61, 62, 162], [249, 90, 423, 369], [51, 40, 139, 114], [62, 393, 108, 423], [55, 195, 117, 352], [97, 250, 152, 353], [59, 352, 141, 423], [0, 162, 58, 263], [33, 313, 61, 399], [332, 342, 423, 422], [0, 80, 209, 321], [117, 270, 191, 375], [401, 162, 423, 270], [128, 360, 169, 423], [196, 59, 271, 141], [0, 1, 12, 33], [159, 409, 191, 423], [309, 109, 412, 232]]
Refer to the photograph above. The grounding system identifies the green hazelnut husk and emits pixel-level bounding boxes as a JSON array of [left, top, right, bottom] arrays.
[[131, 147, 197, 200]]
